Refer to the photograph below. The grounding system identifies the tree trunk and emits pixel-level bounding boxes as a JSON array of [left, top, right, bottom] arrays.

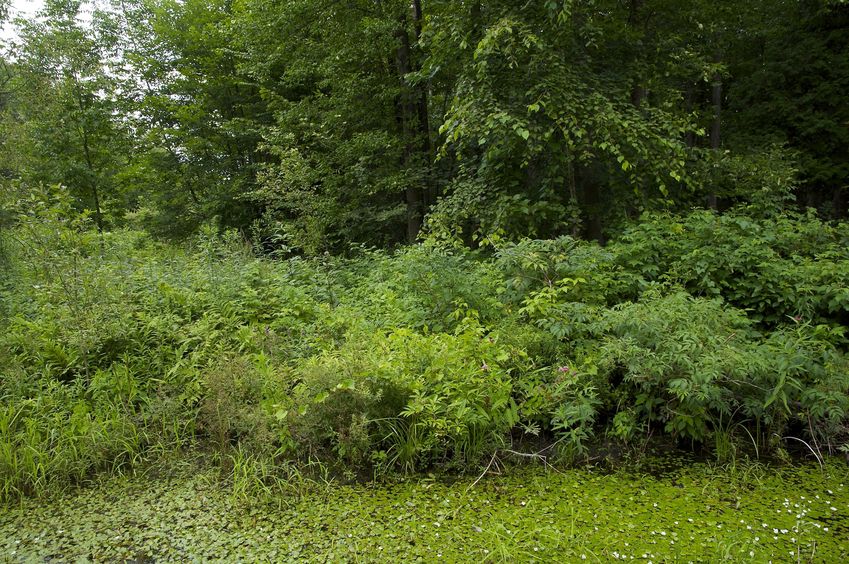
[[394, 14, 423, 242], [584, 182, 605, 245], [411, 0, 435, 209], [833, 186, 846, 219], [708, 63, 722, 210], [80, 128, 104, 234], [627, 0, 644, 26], [628, 0, 646, 107]]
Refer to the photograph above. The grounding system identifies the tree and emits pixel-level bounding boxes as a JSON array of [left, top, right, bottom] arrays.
[[103, 0, 269, 237], [2, 0, 838, 249], [423, 0, 702, 243], [235, 0, 435, 251], [725, 0, 849, 217], [1, 0, 129, 232]]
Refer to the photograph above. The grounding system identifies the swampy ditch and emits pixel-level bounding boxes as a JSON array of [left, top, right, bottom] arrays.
[[2, 456, 847, 562]]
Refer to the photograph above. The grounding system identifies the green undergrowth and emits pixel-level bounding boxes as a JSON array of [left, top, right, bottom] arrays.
[[1, 459, 847, 562], [1, 186, 848, 502]]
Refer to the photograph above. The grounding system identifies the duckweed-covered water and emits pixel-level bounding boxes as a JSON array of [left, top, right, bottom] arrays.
[[2, 460, 848, 562]]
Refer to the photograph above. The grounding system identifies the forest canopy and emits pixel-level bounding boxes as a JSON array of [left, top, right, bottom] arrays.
[[1, 0, 847, 250]]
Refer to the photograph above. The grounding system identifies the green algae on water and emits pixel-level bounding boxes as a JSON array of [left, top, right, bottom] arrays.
[[2, 460, 848, 562]]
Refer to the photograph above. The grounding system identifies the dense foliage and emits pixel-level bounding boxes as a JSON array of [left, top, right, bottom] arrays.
[[1, 185, 847, 501], [1, 0, 848, 506], [1, 0, 847, 249]]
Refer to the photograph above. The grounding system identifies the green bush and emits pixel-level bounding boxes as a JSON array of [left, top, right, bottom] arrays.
[[1, 193, 847, 501], [593, 291, 849, 450], [288, 319, 516, 472], [612, 210, 849, 327]]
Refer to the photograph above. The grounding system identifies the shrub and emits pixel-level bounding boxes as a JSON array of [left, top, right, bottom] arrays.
[[612, 210, 849, 327], [288, 319, 516, 472], [2, 197, 848, 501], [593, 291, 849, 452]]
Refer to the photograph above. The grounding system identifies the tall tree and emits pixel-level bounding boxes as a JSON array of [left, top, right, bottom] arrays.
[[725, 0, 849, 217], [1, 0, 129, 232], [423, 0, 701, 243], [237, 0, 435, 251], [108, 0, 269, 236]]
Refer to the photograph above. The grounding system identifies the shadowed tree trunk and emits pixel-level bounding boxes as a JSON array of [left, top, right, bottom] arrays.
[[395, 1, 433, 243], [411, 0, 435, 210], [628, 0, 646, 108], [708, 60, 722, 210], [394, 13, 423, 242]]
